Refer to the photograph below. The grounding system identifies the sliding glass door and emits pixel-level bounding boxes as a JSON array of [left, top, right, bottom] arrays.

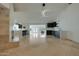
[[29, 25, 46, 44]]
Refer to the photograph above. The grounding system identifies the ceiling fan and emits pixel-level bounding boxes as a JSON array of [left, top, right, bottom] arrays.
[[41, 3, 51, 17], [41, 3, 48, 17]]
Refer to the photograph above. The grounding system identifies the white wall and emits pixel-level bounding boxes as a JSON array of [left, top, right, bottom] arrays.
[[57, 4, 79, 42], [13, 12, 53, 24], [9, 4, 15, 42]]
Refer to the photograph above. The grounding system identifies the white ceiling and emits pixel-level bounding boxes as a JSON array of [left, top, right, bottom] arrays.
[[13, 3, 70, 24]]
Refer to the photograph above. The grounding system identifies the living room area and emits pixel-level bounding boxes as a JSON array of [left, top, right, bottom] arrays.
[[0, 3, 79, 55]]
